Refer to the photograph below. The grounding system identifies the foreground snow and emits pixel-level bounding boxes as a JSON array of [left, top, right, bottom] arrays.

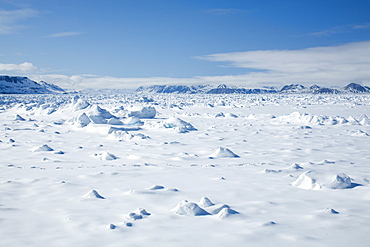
[[0, 93, 370, 246]]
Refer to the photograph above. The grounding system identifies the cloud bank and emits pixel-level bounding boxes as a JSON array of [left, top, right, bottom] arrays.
[[0, 62, 38, 72], [197, 41, 370, 86], [4, 41, 370, 90]]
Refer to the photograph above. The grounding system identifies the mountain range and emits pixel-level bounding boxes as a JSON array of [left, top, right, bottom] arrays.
[[136, 83, 370, 94], [1, 75, 370, 95]]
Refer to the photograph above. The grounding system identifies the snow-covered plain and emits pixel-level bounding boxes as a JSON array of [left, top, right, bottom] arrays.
[[1, 93, 370, 247]]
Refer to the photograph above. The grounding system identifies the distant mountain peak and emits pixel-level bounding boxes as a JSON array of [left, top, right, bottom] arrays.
[[0, 76, 66, 94], [344, 83, 369, 93]]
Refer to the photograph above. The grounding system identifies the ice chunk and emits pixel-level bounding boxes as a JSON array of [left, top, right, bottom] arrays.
[[164, 117, 197, 133], [291, 171, 321, 190], [72, 98, 90, 111], [123, 116, 143, 125], [86, 105, 116, 124], [72, 112, 91, 127], [129, 106, 156, 118]]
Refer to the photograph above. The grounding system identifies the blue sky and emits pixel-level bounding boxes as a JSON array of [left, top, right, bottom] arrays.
[[1, 0, 370, 89]]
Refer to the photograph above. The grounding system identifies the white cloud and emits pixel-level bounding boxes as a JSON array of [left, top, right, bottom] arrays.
[[197, 41, 370, 86], [310, 23, 370, 36], [0, 8, 38, 34], [16, 41, 370, 90], [0, 62, 38, 72], [45, 32, 83, 38]]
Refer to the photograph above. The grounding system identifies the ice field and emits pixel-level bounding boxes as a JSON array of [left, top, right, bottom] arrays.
[[1, 93, 370, 247]]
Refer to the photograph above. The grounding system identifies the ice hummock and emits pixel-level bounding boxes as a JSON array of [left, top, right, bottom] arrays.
[[291, 171, 353, 190], [163, 117, 197, 133], [209, 147, 239, 158]]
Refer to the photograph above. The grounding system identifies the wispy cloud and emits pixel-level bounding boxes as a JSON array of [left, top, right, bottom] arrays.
[[0, 62, 38, 71], [353, 23, 370, 29], [45, 31, 83, 38], [205, 8, 250, 15], [197, 41, 370, 86], [0, 8, 38, 34], [310, 23, 370, 36]]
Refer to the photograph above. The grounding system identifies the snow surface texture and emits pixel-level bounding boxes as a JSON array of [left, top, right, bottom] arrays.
[[0, 93, 370, 246]]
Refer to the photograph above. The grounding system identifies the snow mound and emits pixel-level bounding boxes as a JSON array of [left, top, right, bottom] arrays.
[[328, 173, 352, 189], [108, 130, 150, 141], [83, 189, 105, 199], [123, 116, 143, 125], [278, 112, 354, 125], [359, 114, 370, 125], [199, 197, 215, 207], [171, 200, 211, 216], [15, 114, 26, 121], [291, 171, 321, 190], [126, 208, 151, 221], [71, 113, 91, 127], [147, 185, 165, 190], [134, 208, 151, 216], [319, 208, 339, 214], [93, 151, 117, 161], [288, 163, 304, 170], [217, 207, 239, 219], [85, 105, 117, 124], [7, 138, 15, 144], [347, 116, 360, 125], [174, 152, 199, 160], [164, 117, 197, 133], [209, 147, 239, 158], [129, 185, 178, 194], [126, 212, 143, 220], [128, 106, 156, 118], [172, 197, 239, 218], [351, 130, 369, 136], [72, 97, 90, 111], [263, 169, 282, 173], [107, 118, 123, 125], [291, 171, 353, 190], [32, 144, 54, 152]]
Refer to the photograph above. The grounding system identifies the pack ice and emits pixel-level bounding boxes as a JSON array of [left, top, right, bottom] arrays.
[[0, 92, 369, 247]]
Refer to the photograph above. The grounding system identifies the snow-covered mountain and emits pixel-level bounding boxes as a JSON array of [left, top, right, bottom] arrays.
[[135, 84, 214, 94], [344, 83, 370, 93], [279, 84, 340, 94], [0, 76, 66, 94], [136, 83, 370, 94], [135, 84, 278, 94]]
